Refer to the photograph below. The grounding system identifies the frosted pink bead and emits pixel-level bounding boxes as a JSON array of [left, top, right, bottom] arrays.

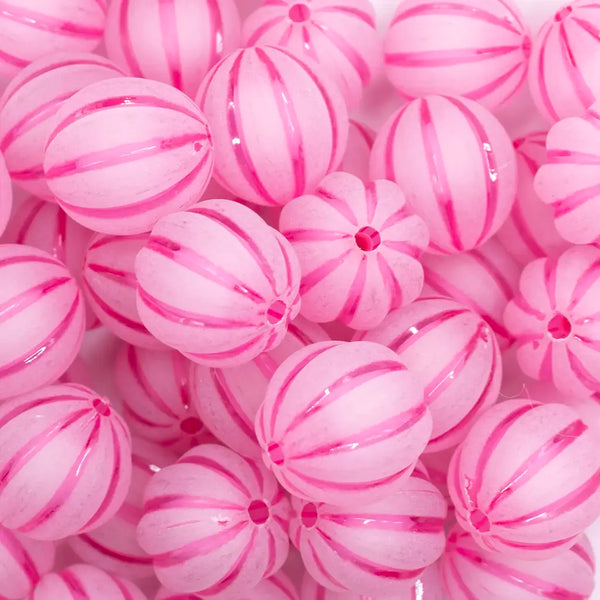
[[504, 245, 600, 399], [29, 564, 146, 600], [357, 297, 502, 453], [0, 383, 132, 540], [137, 443, 290, 596], [190, 316, 329, 458], [104, 0, 240, 97], [0, 1, 107, 81], [197, 46, 349, 207], [370, 95, 517, 254], [448, 399, 600, 559], [421, 237, 520, 350], [255, 340, 431, 505], [135, 200, 301, 367], [0, 53, 124, 201], [280, 172, 429, 330], [0, 244, 85, 400], [384, 0, 530, 111], [340, 120, 374, 183], [0, 152, 12, 237], [43, 77, 214, 235], [441, 526, 595, 600], [497, 131, 569, 263]]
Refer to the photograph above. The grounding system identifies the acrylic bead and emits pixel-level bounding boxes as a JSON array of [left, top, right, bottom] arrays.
[[137, 443, 290, 597], [357, 297, 502, 453], [43, 77, 214, 235], [0, 244, 86, 401], [370, 95, 517, 254], [135, 200, 301, 367], [0, 53, 124, 201], [197, 46, 349, 207], [279, 172, 429, 330], [448, 399, 600, 559], [340, 120, 374, 183], [0, 152, 12, 238], [256, 340, 431, 506]]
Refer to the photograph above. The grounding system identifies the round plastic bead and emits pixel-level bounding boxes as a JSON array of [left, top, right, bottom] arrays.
[[370, 95, 517, 254], [135, 200, 301, 367], [280, 172, 429, 330], [43, 76, 214, 235], [197, 46, 349, 207], [0, 152, 12, 238], [340, 120, 374, 183], [137, 443, 290, 597]]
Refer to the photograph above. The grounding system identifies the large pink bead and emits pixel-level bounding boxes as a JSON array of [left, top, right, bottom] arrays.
[[43, 77, 214, 235], [0, 244, 85, 400], [384, 0, 530, 111], [421, 237, 520, 350], [440, 526, 595, 600], [0, 383, 132, 540], [0, 1, 107, 81], [0, 152, 12, 237], [190, 316, 329, 459], [197, 46, 349, 207], [340, 120, 374, 183], [0, 53, 124, 201], [135, 200, 301, 367], [370, 95, 517, 254], [504, 245, 600, 399], [137, 443, 290, 596], [448, 399, 600, 559], [104, 0, 240, 97], [279, 172, 429, 330], [357, 297, 502, 453], [255, 340, 431, 505]]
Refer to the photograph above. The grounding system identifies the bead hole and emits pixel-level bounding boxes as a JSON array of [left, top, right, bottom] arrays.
[[289, 3, 311, 22], [92, 398, 111, 416], [180, 417, 203, 435], [469, 509, 491, 533], [301, 503, 318, 528], [248, 499, 270, 524], [547, 313, 572, 340], [193, 141, 203, 153], [355, 226, 381, 251], [267, 300, 286, 324], [268, 443, 285, 465]]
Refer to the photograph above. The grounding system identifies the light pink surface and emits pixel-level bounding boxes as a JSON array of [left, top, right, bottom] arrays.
[[370, 95, 517, 254], [280, 172, 429, 330], [137, 443, 290, 597], [0, 152, 12, 237], [197, 46, 349, 207], [43, 76, 214, 235], [340, 120, 375, 183]]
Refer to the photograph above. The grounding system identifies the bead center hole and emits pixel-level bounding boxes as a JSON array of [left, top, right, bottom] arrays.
[[92, 398, 111, 416], [289, 3, 311, 22], [248, 499, 270, 524], [301, 502, 318, 528], [547, 313, 572, 340], [268, 443, 285, 465], [267, 300, 286, 324], [355, 226, 381, 251], [555, 6, 573, 21], [180, 417, 203, 435], [469, 509, 491, 532]]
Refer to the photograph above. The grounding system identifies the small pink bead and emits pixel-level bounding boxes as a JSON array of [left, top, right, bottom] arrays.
[[421, 237, 521, 350], [255, 340, 431, 505], [190, 316, 329, 459], [135, 200, 301, 367], [0, 383, 132, 540], [357, 297, 502, 453], [43, 77, 214, 235], [0, 53, 124, 201], [504, 245, 600, 399], [104, 0, 241, 97], [0, 151, 12, 237], [370, 95, 517, 254], [280, 172, 429, 330], [448, 399, 600, 559], [0, 1, 107, 81], [384, 0, 530, 111], [197, 46, 349, 207], [340, 120, 374, 183], [137, 443, 290, 597], [0, 244, 86, 400]]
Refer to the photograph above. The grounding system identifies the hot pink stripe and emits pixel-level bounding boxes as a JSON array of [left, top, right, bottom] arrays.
[[301, 24, 320, 63], [84, 280, 147, 332], [536, 25, 559, 122], [278, 23, 294, 46], [0, 254, 60, 269], [511, 295, 546, 320], [14, 201, 45, 244], [383, 104, 408, 181], [338, 256, 367, 322], [315, 185, 359, 225], [570, 542, 595, 570], [445, 554, 479, 600], [568, 258, 600, 311], [119, 0, 143, 77], [158, 0, 183, 90], [548, 148, 600, 164], [113, 578, 135, 600], [382, 239, 422, 259], [469, 248, 515, 299], [283, 228, 349, 242], [144, 493, 243, 513], [467, 61, 524, 104], [246, 15, 284, 46], [554, 182, 600, 217], [387, 45, 521, 67], [567, 348, 600, 392], [206, 0, 224, 69], [269, 574, 297, 600], [7, 164, 44, 181], [509, 199, 548, 259], [380, 207, 411, 230], [263, 529, 277, 576], [323, 512, 444, 533], [86, 263, 136, 288], [60, 570, 88, 597], [377, 253, 404, 310], [544, 257, 558, 309], [307, 538, 349, 590], [300, 250, 352, 294], [184, 334, 265, 362], [317, 5, 376, 27], [0, 47, 27, 69], [0, 527, 41, 587], [178, 455, 251, 496], [500, 536, 577, 551], [364, 181, 377, 222]]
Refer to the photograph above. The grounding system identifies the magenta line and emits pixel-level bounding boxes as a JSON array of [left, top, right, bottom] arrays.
[[536, 24, 559, 122], [113, 577, 136, 600], [323, 511, 444, 533], [158, 0, 183, 90], [315, 185, 359, 225], [553, 182, 600, 217], [317, 5, 376, 27], [380, 206, 411, 230], [14, 201, 45, 244], [568, 258, 600, 311], [544, 257, 558, 310], [306, 537, 349, 590], [75, 539, 150, 567], [511, 295, 546, 320], [60, 570, 88, 597], [206, 0, 224, 69], [0, 47, 27, 69], [119, 0, 143, 77], [0, 527, 41, 588], [509, 198, 548, 259], [178, 455, 252, 496], [337, 256, 367, 322], [184, 334, 265, 363], [246, 15, 283, 46], [567, 348, 600, 392], [144, 493, 243, 513], [387, 45, 521, 67], [283, 228, 350, 242], [86, 263, 137, 288], [300, 249, 353, 295], [377, 253, 404, 310], [263, 529, 276, 577], [302, 25, 320, 63]]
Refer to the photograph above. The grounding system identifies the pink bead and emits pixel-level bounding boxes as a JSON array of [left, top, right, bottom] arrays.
[[448, 399, 600, 559], [497, 131, 569, 263], [279, 172, 429, 330], [504, 245, 600, 399], [370, 95, 517, 254], [0, 151, 12, 237], [197, 46, 349, 207], [104, 0, 241, 97], [137, 443, 290, 596], [384, 0, 530, 111], [0, 383, 132, 540], [255, 340, 431, 505], [0, 53, 124, 201], [441, 526, 595, 600], [43, 77, 214, 235], [135, 200, 301, 367], [421, 237, 520, 350], [0, 1, 107, 81], [190, 316, 329, 459], [0, 244, 86, 400], [357, 297, 502, 453], [340, 120, 374, 183]]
